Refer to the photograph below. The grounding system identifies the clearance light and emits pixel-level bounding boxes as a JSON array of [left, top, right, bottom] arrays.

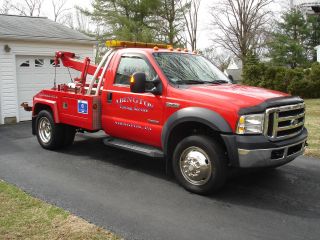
[[130, 75, 135, 83], [106, 40, 172, 49]]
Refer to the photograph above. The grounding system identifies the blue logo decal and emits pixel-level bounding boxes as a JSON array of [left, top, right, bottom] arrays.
[[78, 100, 88, 114]]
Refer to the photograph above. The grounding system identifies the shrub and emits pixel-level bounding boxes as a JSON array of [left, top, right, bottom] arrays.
[[242, 63, 320, 98]]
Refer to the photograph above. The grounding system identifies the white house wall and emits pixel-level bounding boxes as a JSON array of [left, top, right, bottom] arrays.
[[0, 39, 94, 124], [316, 46, 320, 62], [0, 55, 2, 124], [0, 42, 16, 124]]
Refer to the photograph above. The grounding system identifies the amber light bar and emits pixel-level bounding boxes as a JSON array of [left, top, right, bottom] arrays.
[[106, 40, 172, 49]]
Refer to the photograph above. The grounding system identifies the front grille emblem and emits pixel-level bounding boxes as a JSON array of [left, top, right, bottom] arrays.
[[291, 119, 299, 126]]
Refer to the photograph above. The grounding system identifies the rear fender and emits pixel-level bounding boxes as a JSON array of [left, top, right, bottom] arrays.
[[32, 98, 60, 135]]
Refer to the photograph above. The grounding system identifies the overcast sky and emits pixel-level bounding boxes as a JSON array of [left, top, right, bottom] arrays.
[[2, 0, 288, 49]]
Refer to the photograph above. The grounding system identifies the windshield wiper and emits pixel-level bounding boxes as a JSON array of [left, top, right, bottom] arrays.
[[173, 79, 229, 85], [173, 79, 212, 85], [211, 80, 229, 84]]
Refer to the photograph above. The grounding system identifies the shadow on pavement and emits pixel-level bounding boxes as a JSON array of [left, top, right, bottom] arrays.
[[60, 133, 320, 219]]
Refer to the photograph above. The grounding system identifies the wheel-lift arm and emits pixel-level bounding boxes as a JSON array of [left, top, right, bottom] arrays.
[[21, 49, 115, 112]]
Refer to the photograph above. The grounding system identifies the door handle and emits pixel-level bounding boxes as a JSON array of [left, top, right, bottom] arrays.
[[107, 92, 112, 103]]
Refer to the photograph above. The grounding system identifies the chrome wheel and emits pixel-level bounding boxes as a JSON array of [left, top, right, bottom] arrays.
[[38, 117, 52, 144], [179, 146, 212, 186]]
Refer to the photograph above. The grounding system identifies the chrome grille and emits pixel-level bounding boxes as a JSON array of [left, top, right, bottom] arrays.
[[264, 103, 305, 140]]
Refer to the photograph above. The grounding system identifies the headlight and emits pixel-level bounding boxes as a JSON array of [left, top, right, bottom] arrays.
[[236, 114, 265, 134]]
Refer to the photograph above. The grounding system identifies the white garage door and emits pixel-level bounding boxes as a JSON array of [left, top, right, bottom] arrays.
[[17, 55, 78, 121]]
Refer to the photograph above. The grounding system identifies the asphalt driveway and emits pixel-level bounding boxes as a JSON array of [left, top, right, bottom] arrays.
[[0, 122, 319, 240]]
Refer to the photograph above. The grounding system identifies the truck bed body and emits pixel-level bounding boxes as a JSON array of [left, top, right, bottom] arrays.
[[33, 89, 101, 131]]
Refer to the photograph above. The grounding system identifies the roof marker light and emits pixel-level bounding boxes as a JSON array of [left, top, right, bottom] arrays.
[[106, 40, 172, 49]]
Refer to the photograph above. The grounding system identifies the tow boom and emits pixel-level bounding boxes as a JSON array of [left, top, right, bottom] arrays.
[[54, 50, 114, 95]]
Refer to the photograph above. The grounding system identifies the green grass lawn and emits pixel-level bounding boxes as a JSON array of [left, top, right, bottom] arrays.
[[0, 180, 121, 240], [304, 99, 320, 158]]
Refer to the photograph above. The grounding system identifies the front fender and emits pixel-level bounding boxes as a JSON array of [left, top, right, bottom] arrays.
[[161, 107, 232, 154]]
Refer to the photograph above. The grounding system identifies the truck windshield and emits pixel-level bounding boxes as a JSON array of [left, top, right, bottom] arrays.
[[153, 52, 230, 85]]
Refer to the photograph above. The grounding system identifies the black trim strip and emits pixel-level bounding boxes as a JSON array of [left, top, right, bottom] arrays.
[[238, 96, 304, 115]]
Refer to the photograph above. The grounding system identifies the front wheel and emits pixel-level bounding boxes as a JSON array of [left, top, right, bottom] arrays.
[[172, 135, 227, 195]]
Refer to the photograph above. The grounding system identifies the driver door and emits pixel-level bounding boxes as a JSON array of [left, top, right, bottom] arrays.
[[103, 53, 165, 147]]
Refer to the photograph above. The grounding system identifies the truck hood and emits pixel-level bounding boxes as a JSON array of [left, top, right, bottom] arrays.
[[185, 84, 289, 110]]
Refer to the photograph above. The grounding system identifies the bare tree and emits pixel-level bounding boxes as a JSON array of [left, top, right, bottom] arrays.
[[210, 0, 273, 65], [63, 8, 92, 33], [0, 0, 11, 14], [155, 0, 188, 46], [181, 0, 201, 51], [74, 9, 91, 33], [11, 0, 43, 16], [63, 12, 75, 29], [52, 0, 69, 22], [201, 47, 231, 71]]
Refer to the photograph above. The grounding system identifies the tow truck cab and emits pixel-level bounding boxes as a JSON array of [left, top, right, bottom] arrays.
[[28, 41, 308, 194]]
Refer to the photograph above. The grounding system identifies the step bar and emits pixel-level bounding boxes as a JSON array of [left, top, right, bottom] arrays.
[[103, 137, 164, 158]]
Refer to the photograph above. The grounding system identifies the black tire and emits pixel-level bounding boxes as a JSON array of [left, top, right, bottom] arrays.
[[63, 125, 76, 147], [172, 135, 227, 195], [36, 110, 65, 150]]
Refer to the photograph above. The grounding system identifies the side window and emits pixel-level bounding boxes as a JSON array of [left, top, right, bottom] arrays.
[[20, 60, 30, 67], [50, 59, 60, 67], [114, 56, 156, 85], [35, 59, 44, 67]]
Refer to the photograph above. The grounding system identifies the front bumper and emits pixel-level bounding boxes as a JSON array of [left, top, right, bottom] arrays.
[[222, 128, 308, 168], [237, 139, 306, 168]]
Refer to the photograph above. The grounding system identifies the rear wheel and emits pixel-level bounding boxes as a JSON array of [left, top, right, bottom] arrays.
[[36, 110, 64, 150], [172, 135, 227, 195]]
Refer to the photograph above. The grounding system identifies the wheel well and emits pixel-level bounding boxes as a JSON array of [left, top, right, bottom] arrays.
[[166, 121, 228, 166], [33, 103, 52, 116]]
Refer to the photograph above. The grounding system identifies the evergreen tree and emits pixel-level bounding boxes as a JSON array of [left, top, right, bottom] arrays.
[[86, 0, 162, 42], [307, 14, 320, 61], [269, 10, 311, 69], [245, 50, 259, 67]]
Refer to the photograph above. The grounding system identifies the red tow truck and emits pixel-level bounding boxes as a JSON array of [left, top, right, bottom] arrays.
[[22, 40, 308, 194]]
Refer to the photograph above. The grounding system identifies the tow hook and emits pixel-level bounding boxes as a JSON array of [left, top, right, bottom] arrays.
[[20, 102, 32, 112]]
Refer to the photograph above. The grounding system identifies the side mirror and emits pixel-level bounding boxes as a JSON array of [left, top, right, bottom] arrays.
[[130, 72, 146, 93], [130, 73, 162, 95], [228, 74, 235, 83]]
